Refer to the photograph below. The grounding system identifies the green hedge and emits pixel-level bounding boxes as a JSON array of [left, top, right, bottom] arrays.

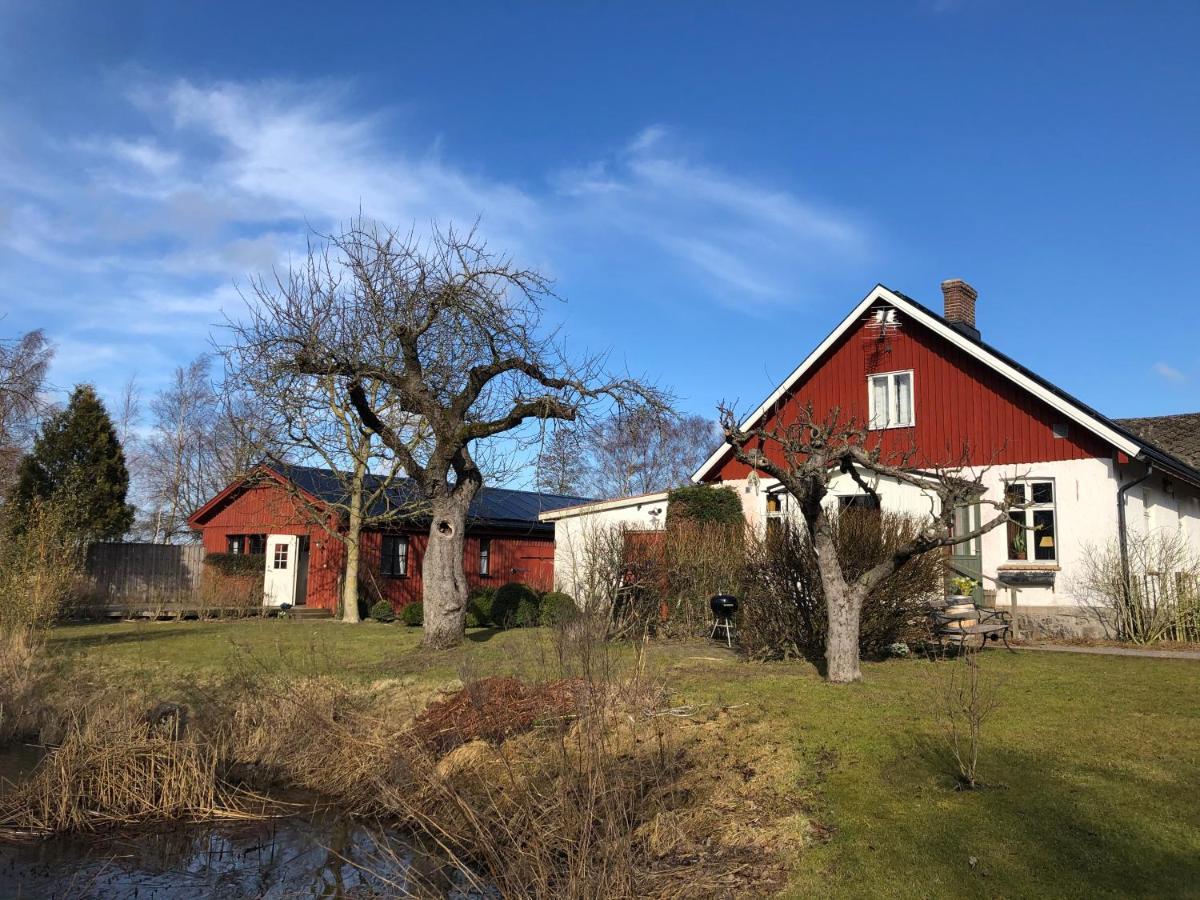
[[203, 552, 265, 576], [491, 582, 539, 628], [665, 485, 742, 527], [369, 599, 395, 623], [400, 601, 423, 626], [539, 591, 579, 626]]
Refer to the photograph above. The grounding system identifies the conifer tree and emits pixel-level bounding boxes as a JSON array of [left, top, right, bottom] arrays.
[[12, 384, 134, 540]]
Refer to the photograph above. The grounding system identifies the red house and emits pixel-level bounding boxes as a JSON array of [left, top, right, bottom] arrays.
[[547, 281, 1200, 638], [188, 463, 590, 613]]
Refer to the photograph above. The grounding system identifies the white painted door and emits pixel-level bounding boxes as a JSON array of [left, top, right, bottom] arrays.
[[263, 535, 299, 607]]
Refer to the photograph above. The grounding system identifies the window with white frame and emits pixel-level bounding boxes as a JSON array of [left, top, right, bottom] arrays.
[[1005, 479, 1057, 562], [479, 538, 491, 576], [765, 492, 786, 540], [381, 534, 409, 577], [867, 371, 914, 430]]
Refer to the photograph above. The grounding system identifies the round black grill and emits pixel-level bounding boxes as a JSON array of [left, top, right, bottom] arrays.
[[709, 594, 738, 617]]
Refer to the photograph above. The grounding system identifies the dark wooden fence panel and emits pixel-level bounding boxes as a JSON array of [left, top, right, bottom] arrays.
[[86, 542, 206, 602]]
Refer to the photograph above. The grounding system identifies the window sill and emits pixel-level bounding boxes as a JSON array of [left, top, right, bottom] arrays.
[[867, 423, 915, 432], [998, 563, 1060, 572], [382, 573, 409, 579]]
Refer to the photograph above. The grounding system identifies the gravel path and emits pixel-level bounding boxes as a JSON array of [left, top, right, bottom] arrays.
[[1019, 643, 1200, 660]]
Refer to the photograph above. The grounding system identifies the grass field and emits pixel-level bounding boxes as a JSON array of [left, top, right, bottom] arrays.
[[45, 620, 1200, 898]]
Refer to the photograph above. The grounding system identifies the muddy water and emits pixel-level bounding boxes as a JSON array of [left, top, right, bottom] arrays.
[[0, 747, 477, 899]]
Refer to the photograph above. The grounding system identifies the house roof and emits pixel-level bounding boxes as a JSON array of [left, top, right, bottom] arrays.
[[692, 284, 1200, 488], [1114, 413, 1200, 471], [189, 462, 593, 534]]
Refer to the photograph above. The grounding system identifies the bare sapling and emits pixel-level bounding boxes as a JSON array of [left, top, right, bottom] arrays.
[[933, 645, 1000, 790]]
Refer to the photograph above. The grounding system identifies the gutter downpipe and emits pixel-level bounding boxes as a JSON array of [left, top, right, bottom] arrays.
[[1116, 462, 1153, 624]]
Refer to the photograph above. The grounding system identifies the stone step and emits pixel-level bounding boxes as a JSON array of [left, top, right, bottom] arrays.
[[283, 607, 333, 620]]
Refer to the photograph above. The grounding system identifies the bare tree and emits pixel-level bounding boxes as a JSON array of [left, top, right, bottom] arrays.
[[719, 403, 1021, 683], [535, 424, 589, 496], [227, 221, 662, 648], [587, 409, 719, 497], [141, 355, 263, 542], [0, 329, 53, 495], [220, 342, 424, 623]]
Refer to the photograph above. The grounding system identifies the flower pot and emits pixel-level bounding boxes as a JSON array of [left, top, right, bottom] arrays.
[[943, 595, 977, 631]]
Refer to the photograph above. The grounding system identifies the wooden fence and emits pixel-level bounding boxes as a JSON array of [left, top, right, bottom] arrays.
[[86, 542, 206, 602]]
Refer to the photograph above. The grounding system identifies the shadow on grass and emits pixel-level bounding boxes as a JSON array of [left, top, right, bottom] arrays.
[[46, 623, 219, 651], [878, 738, 1200, 897], [466, 627, 504, 643]]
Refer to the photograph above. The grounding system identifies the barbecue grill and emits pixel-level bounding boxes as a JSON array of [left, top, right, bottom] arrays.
[[709, 594, 738, 647]]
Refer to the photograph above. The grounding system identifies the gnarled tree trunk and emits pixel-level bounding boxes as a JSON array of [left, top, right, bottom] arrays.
[[813, 516, 863, 683], [421, 488, 475, 649]]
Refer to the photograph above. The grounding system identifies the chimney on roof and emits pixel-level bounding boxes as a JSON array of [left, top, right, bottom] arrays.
[[941, 279, 979, 340]]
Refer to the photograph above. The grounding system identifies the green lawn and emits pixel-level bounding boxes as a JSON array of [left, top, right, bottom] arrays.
[[45, 620, 1200, 898]]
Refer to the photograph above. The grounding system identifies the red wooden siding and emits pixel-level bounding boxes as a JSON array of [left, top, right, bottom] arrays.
[[195, 481, 557, 612], [707, 302, 1115, 482]]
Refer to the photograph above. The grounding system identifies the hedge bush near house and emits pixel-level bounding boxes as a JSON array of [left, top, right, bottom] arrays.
[[369, 599, 395, 623], [665, 484, 742, 527], [514, 596, 541, 628], [467, 586, 496, 627], [202, 552, 266, 577], [539, 591, 579, 626], [491, 582, 539, 628], [400, 602, 423, 627]]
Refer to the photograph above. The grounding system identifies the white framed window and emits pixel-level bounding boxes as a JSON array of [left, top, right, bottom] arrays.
[[867, 370, 914, 430], [381, 534, 409, 577], [765, 491, 787, 540], [1005, 479, 1057, 562], [479, 538, 491, 576]]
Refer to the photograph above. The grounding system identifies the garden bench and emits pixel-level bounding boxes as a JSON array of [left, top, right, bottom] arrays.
[[931, 604, 1014, 651]]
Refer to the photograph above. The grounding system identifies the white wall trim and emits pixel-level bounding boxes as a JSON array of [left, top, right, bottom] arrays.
[[538, 491, 670, 522]]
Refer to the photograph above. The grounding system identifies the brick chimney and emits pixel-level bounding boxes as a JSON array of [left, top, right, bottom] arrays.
[[941, 279, 979, 339]]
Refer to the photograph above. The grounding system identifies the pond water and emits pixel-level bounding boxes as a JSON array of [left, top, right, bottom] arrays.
[[0, 746, 477, 899]]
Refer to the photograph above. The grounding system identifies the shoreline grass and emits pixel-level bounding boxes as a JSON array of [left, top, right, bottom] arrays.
[[20, 619, 1200, 897]]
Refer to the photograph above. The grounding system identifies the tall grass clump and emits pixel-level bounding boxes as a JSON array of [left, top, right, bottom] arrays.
[[0, 496, 85, 631]]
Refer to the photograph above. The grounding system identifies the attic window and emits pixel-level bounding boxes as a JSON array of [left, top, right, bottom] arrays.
[[867, 371, 914, 430], [1053, 423, 1069, 439]]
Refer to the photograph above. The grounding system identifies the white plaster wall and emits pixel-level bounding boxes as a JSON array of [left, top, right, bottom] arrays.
[[544, 494, 668, 601]]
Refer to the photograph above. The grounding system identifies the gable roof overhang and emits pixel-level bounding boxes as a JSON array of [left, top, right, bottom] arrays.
[[185, 464, 324, 529], [692, 284, 1200, 488]]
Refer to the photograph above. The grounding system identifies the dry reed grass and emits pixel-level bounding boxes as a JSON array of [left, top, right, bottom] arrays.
[[0, 629, 44, 745], [0, 705, 271, 837]]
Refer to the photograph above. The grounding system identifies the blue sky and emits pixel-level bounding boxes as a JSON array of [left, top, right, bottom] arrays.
[[1, 0, 1198, 428]]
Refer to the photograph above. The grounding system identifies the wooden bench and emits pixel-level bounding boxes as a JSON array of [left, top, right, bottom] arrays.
[[931, 604, 1014, 651]]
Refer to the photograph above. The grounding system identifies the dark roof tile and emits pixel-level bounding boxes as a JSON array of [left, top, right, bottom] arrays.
[[1114, 413, 1200, 471]]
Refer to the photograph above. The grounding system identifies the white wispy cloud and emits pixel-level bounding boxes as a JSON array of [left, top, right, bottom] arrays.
[[1154, 361, 1188, 384], [0, 77, 868, 399]]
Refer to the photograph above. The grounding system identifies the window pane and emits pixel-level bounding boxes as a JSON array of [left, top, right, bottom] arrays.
[[1005, 482, 1026, 505], [1033, 510, 1056, 560], [893, 372, 912, 426], [273, 543, 288, 570], [1007, 511, 1028, 560], [248, 534, 266, 555], [1031, 482, 1054, 505], [870, 376, 889, 428]]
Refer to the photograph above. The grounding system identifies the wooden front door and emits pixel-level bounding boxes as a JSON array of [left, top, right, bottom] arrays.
[[263, 535, 299, 607], [948, 503, 984, 604]]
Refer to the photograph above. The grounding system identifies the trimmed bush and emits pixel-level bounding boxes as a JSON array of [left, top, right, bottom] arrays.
[[665, 485, 742, 527], [203, 552, 266, 577], [539, 591, 579, 626], [514, 597, 541, 629], [491, 582, 538, 629], [468, 586, 496, 627], [400, 602, 423, 627], [369, 599, 395, 623]]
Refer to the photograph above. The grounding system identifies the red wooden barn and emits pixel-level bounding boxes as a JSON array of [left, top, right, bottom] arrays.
[[187, 464, 590, 613]]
